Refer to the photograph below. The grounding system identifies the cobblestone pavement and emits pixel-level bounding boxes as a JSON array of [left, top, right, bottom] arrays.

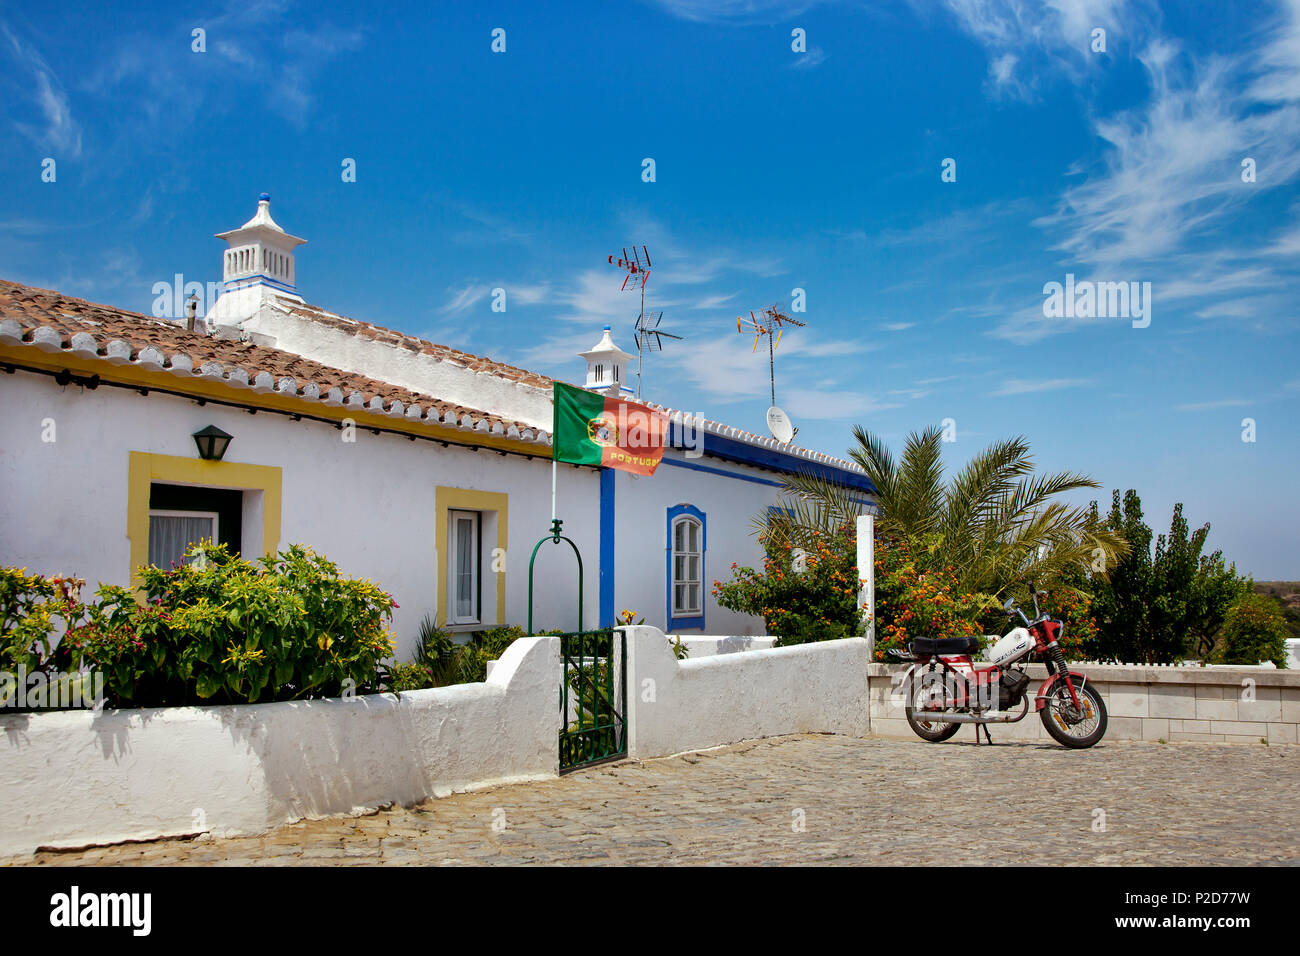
[[11, 735, 1300, 866]]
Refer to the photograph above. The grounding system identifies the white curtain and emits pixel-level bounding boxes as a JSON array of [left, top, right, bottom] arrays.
[[455, 515, 475, 619], [148, 515, 215, 569]]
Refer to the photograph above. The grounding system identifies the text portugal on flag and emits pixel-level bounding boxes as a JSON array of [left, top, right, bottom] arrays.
[[552, 382, 668, 476]]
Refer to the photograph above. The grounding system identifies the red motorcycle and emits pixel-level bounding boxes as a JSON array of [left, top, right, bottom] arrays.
[[888, 591, 1107, 748]]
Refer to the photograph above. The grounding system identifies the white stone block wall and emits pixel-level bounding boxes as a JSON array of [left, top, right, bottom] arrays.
[[623, 625, 869, 759], [0, 636, 561, 857], [868, 663, 1300, 745]]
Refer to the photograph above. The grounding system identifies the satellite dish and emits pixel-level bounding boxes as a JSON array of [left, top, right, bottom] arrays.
[[766, 406, 794, 443]]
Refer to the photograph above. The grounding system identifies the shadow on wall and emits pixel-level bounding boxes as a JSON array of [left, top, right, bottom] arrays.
[[218, 636, 561, 826], [0, 637, 561, 856]]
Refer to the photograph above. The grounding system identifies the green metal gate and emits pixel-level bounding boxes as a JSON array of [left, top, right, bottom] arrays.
[[558, 628, 627, 772]]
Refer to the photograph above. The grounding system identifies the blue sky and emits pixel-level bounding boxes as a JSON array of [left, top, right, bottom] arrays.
[[3, 0, 1298, 577]]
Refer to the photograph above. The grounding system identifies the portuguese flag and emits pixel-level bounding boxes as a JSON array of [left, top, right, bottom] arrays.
[[552, 381, 668, 476]]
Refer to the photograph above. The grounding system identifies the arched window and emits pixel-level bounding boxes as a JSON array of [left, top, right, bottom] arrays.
[[667, 504, 705, 629]]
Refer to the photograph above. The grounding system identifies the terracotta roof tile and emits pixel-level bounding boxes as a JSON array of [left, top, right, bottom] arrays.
[[0, 279, 548, 444], [0, 278, 864, 474]]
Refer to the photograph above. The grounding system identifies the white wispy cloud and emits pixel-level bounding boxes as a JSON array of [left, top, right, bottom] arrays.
[[993, 377, 1093, 396], [790, 46, 828, 70], [439, 284, 489, 315], [783, 386, 901, 420], [953, 1, 1300, 342], [936, 0, 1128, 98], [1, 23, 82, 156], [434, 195, 533, 245], [1176, 398, 1253, 411], [80, 3, 364, 141], [690, 293, 739, 310], [645, 0, 828, 25], [509, 283, 551, 306], [1034, 39, 1300, 268]]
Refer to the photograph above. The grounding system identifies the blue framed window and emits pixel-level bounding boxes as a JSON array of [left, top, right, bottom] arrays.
[[666, 504, 706, 631]]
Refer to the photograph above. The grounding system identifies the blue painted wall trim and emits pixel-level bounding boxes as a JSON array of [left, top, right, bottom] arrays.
[[222, 274, 299, 295], [661, 456, 877, 512], [599, 467, 615, 628], [659, 455, 783, 488], [666, 503, 706, 632], [666, 422, 877, 494]]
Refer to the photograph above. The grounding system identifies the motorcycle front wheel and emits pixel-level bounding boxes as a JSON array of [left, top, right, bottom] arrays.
[[1040, 677, 1107, 748], [904, 673, 962, 742]]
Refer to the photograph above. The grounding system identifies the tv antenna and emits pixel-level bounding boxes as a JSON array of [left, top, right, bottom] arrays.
[[608, 245, 658, 396], [633, 309, 682, 398], [737, 303, 806, 407], [607, 246, 651, 292]]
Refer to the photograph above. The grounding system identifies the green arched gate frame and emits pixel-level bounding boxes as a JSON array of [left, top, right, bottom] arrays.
[[528, 519, 627, 772]]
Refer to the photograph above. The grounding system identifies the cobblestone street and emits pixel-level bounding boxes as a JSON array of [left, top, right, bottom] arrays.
[[11, 735, 1299, 866]]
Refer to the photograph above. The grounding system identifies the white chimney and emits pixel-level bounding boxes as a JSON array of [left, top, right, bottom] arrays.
[[206, 193, 306, 330], [579, 326, 633, 397]]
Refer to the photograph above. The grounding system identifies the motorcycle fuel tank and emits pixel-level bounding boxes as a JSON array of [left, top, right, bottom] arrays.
[[985, 627, 1034, 666]]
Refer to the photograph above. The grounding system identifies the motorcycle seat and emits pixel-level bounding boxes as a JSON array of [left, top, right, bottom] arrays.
[[911, 636, 981, 656]]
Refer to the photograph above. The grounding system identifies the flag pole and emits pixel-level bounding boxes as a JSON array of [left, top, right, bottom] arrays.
[[551, 456, 557, 523]]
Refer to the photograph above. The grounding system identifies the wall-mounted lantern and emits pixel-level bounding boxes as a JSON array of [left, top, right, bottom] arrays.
[[192, 424, 233, 461]]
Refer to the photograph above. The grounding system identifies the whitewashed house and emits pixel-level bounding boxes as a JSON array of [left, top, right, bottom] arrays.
[[0, 196, 876, 655]]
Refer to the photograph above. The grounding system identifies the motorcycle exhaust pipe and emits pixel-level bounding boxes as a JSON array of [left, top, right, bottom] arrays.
[[911, 701, 1030, 723]]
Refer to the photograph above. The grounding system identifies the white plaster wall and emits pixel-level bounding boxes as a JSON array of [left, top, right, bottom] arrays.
[[0, 636, 560, 857], [231, 302, 554, 431], [0, 375, 599, 658], [623, 625, 870, 759], [612, 453, 787, 636]]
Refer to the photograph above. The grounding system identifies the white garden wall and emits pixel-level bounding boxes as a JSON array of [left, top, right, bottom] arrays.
[[0, 636, 560, 857], [622, 625, 869, 759]]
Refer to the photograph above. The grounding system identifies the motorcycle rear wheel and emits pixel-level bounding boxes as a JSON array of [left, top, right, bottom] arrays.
[[1040, 678, 1107, 748], [904, 673, 962, 742]]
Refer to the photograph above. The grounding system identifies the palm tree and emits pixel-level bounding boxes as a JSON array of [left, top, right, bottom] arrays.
[[759, 425, 1128, 600]]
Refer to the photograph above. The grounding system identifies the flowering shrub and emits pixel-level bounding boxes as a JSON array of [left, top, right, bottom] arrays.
[[969, 587, 1097, 662], [871, 539, 986, 662], [1, 568, 86, 676], [1036, 589, 1095, 661], [713, 525, 864, 646], [3, 542, 396, 709]]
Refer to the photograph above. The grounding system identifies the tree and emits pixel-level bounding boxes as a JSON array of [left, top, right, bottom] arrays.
[[760, 425, 1128, 604], [1218, 593, 1289, 667], [1085, 490, 1248, 663]]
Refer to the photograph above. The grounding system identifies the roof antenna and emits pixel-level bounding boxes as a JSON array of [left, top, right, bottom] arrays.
[[632, 309, 682, 399], [607, 245, 658, 395], [737, 302, 806, 441]]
